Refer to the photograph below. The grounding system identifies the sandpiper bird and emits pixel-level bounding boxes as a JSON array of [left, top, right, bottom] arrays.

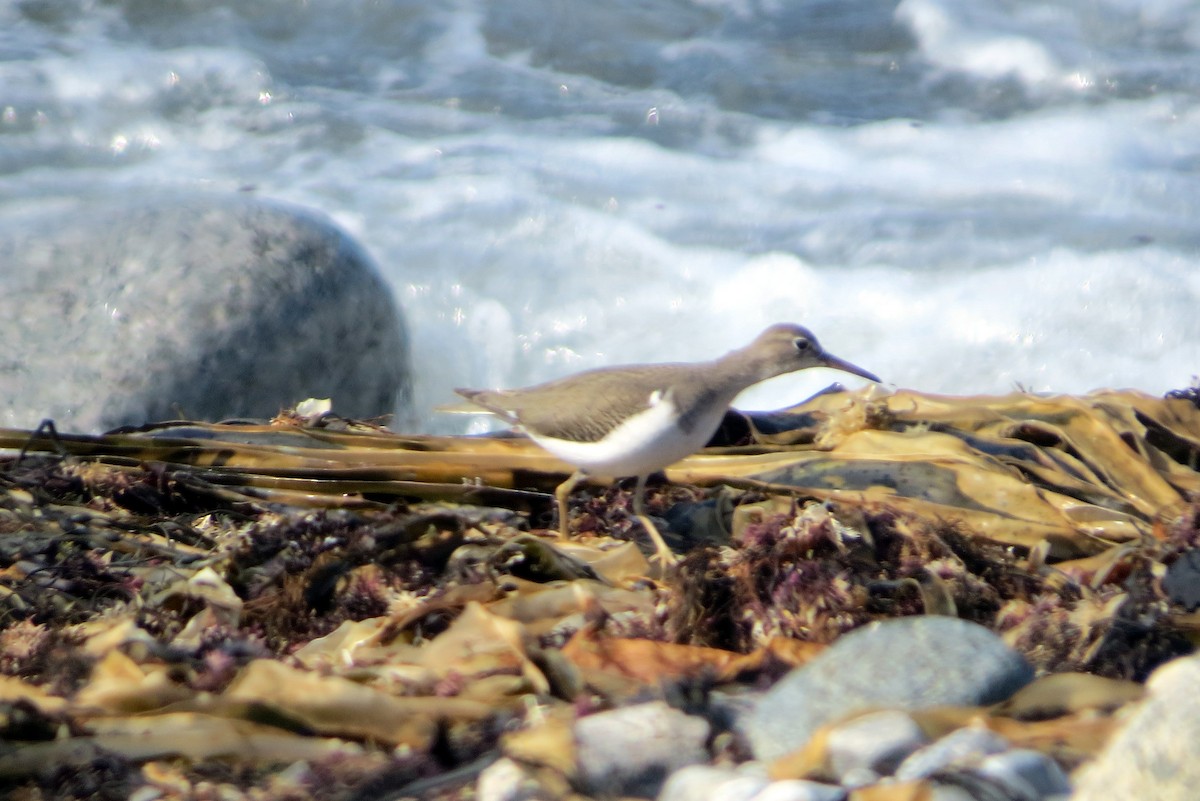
[[455, 323, 881, 567]]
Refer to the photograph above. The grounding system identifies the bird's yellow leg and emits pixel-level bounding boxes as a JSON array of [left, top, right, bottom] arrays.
[[632, 474, 678, 568], [554, 470, 587, 538]]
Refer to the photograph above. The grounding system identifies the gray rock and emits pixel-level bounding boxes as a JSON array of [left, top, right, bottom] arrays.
[[575, 701, 710, 798], [476, 757, 541, 801], [824, 709, 928, 784], [743, 617, 1034, 761], [895, 725, 1011, 781], [976, 749, 1070, 800], [1072, 653, 1200, 801], [658, 766, 765, 801], [657, 767, 846, 801], [751, 780, 847, 801], [713, 776, 777, 801], [0, 194, 410, 432]]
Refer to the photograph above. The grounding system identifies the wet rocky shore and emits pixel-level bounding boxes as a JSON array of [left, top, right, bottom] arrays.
[[2, 386, 1198, 800]]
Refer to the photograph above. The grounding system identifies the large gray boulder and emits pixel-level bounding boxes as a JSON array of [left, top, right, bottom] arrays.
[[0, 194, 410, 432]]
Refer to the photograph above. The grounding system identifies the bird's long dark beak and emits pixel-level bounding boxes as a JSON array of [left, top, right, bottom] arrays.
[[821, 352, 881, 383]]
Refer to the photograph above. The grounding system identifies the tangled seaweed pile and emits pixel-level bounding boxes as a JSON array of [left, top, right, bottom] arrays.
[[1, 387, 1199, 800]]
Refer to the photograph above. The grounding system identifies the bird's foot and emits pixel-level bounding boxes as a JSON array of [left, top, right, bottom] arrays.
[[636, 514, 679, 570]]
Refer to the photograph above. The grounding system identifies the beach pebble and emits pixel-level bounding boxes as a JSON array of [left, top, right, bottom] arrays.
[[975, 749, 1070, 799], [657, 766, 769, 801], [742, 617, 1034, 761], [1072, 652, 1200, 801], [895, 724, 1011, 780], [751, 779, 847, 801], [476, 757, 542, 801], [0, 194, 410, 432], [658, 766, 846, 801], [824, 709, 928, 784], [575, 701, 710, 798]]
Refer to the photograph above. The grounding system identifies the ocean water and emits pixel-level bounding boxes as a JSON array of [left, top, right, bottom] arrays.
[[2, 0, 1198, 432]]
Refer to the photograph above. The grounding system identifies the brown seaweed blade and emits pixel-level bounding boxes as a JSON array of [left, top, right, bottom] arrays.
[[3, 388, 1197, 554]]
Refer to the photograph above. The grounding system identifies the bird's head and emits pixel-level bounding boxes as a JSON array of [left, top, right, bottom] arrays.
[[748, 323, 881, 383]]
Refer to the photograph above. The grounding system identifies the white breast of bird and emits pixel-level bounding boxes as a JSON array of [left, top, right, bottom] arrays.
[[525, 388, 728, 478]]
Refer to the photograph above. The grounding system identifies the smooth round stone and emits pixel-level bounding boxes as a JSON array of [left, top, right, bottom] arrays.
[[894, 724, 1011, 781], [975, 749, 1070, 798], [751, 779, 848, 801], [476, 757, 541, 801], [658, 766, 762, 801], [743, 617, 1034, 761], [658, 767, 847, 801], [1073, 653, 1200, 801], [824, 709, 929, 783], [0, 194, 410, 432], [575, 701, 710, 798], [713, 776, 776, 801]]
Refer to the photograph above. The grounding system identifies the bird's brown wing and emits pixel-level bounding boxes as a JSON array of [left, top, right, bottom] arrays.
[[457, 363, 700, 443]]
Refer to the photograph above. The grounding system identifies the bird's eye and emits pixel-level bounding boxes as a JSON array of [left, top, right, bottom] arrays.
[[794, 337, 811, 352]]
